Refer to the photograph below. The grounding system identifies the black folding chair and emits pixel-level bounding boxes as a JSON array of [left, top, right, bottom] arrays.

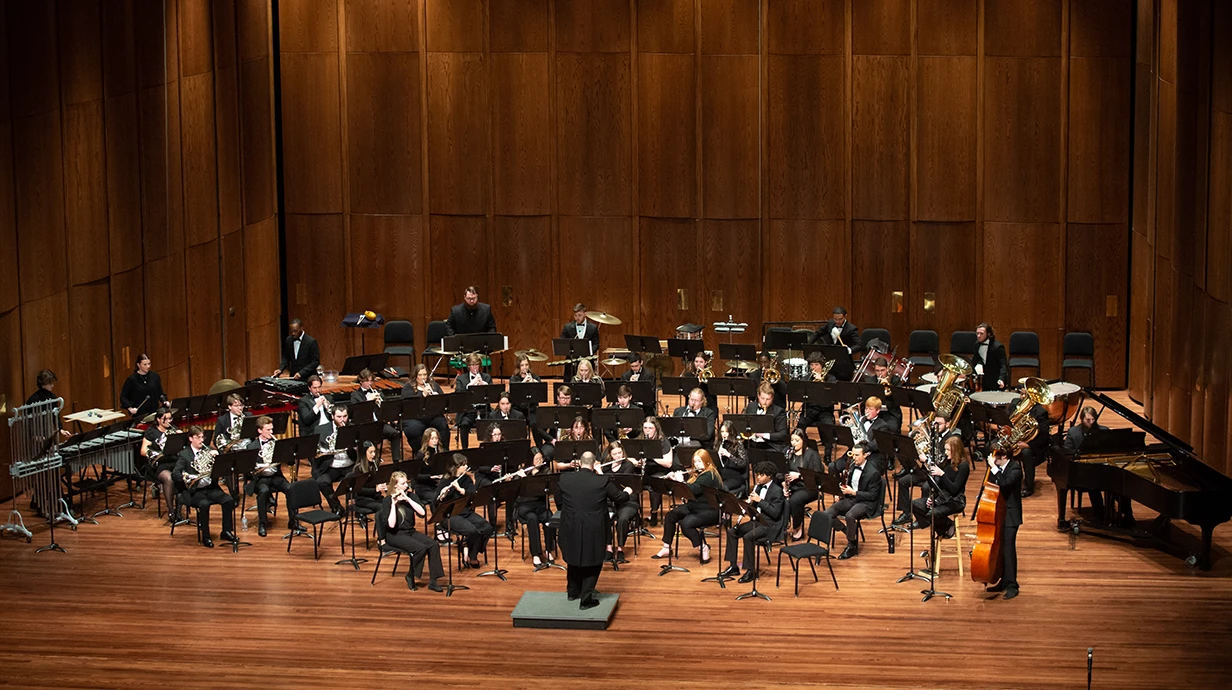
[[776, 511, 840, 597]]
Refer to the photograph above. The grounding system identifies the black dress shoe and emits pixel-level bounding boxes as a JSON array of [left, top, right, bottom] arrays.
[[1002, 586, 1019, 600], [837, 544, 858, 560], [985, 582, 1006, 593], [567, 593, 580, 601], [719, 564, 740, 578], [201, 537, 215, 548], [1056, 519, 1069, 532], [580, 597, 600, 610], [909, 520, 928, 530], [616, 551, 629, 564], [427, 579, 444, 593], [891, 513, 912, 526], [737, 571, 756, 583], [257, 524, 267, 538], [220, 531, 236, 543], [1020, 489, 1034, 498], [649, 513, 659, 527], [405, 574, 417, 591]]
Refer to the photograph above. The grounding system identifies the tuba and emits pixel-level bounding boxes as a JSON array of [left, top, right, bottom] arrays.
[[993, 377, 1054, 454], [930, 354, 973, 425]]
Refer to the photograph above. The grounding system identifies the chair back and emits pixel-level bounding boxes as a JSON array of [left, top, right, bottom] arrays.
[[425, 320, 449, 346], [949, 330, 978, 355], [1009, 331, 1040, 357], [384, 320, 414, 347], [1063, 332, 1094, 357], [806, 511, 833, 545], [286, 479, 324, 513], [861, 328, 891, 351], [908, 330, 939, 355]]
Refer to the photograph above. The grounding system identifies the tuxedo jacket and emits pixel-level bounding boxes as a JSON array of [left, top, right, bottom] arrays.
[[827, 457, 884, 512], [485, 407, 526, 421], [811, 320, 861, 380], [741, 401, 789, 453], [992, 459, 1024, 527], [445, 302, 496, 335], [279, 333, 320, 380], [747, 480, 787, 541], [213, 411, 244, 447], [972, 338, 1010, 391], [671, 405, 717, 445], [298, 394, 331, 436], [560, 320, 600, 353]]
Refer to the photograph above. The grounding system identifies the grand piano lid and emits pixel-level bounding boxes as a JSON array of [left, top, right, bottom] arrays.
[[1087, 390, 1194, 457]]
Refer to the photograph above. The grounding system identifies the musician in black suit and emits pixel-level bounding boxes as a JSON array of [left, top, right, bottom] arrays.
[[824, 442, 883, 560], [1059, 406, 1132, 526], [858, 396, 898, 472], [349, 368, 403, 461], [910, 435, 972, 538], [246, 416, 291, 538], [719, 461, 785, 583], [863, 358, 903, 429], [973, 322, 1010, 391], [747, 353, 788, 409], [1018, 401, 1051, 498], [382, 471, 445, 592], [743, 383, 789, 454], [671, 388, 717, 446], [809, 306, 861, 381], [603, 385, 642, 442], [561, 303, 600, 381], [212, 393, 246, 449], [298, 376, 333, 437], [454, 353, 494, 449], [173, 426, 236, 548], [555, 451, 634, 609], [401, 364, 450, 452], [445, 285, 497, 336], [893, 413, 961, 525], [486, 392, 526, 423], [986, 449, 1023, 600], [314, 405, 353, 514], [620, 352, 657, 416], [273, 319, 320, 380]]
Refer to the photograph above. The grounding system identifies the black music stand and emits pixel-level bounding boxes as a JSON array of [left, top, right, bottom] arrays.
[[748, 447, 789, 476], [163, 433, 191, 460], [764, 329, 808, 352], [445, 333, 507, 357], [816, 425, 854, 461], [466, 383, 504, 410], [535, 406, 588, 439], [700, 486, 742, 588], [514, 473, 564, 570], [667, 338, 704, 362], [508, 382, 549, 408], [349, 400, 379, 426], [814, 344, 852, 369], [554, 440, 602, 467], [475, 418, 529, 442], [624, 335, 663, 355], [660, 376, 692, 402], [471, 481, 516, 581], [591, 407, 646, 437], [429, 495, 472, 596], [569, 382, 605, 407], [620, 438, 666, 539], [605, 380, 655, 406], [830, 381, 863, 406], [371, 459, 418, 487], [213, 449, 257, 553], [785, 380, 827, 408], [707, 377, 756, 402], [333, 472, 370, 570], [377, 397, 405, 425], [719, 343, 757, 364], [552, 338, 596, 362], [723, 414, 775, 443], [340, 353, 389, 376], [660, 416, 711, 447], [907, 388, 936, 416], [732, 496, 772, 602], [644, 477, 694, 576]]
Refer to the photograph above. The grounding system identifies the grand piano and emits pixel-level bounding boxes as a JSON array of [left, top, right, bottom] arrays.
[[1048, 390, 1232, 570]]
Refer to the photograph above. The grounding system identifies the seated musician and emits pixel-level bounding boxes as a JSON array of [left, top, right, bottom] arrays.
[[858, 396, 898, 472], [572, 358, 600, 385], [719, 461, 786, 583], [511, 353, 542, 384], [713, 420, 749, 495], [487, 392, 525, 423], [795, 353, 836, 437], [552, 415, 593, 472], [824, 442, 884, 560], [747, 353, 787, 409], [246, 415, 290, 538], [350, 368, 402, 462], [141, 408, 178, 520], [381, 471, 444, 592], [620, 352, 658, 417], [297, 375, 332, 437], [535, 385, 574, 462], [603, 384, 642, 442], [401, 364, 450, 452], [784, 428, 822, 541], [562, 303, 600, 381], [910, 435, 971, 538], [512, 449, 557, 568], [599, 440, 642, 563], [412, 428, 446, 503], [985, 449, 1023, 600], [314, 405, 353, 514], [455, 353, 493, 449], [174, 426, 236, 548], [743, 382, 789, 454], [641, 416, 674, 526], [1060, 406, 1133, 527], [892, 413, 960, 526], [1018, 398, 1051, 498], [863, 359, 903, 430], [435, 454, 494, 568], [213, 393, 246, 449], [809, 306, 861, 381], [653, 449, 722, 564], [683, 351, 718, 410], [672, 387, 717, 446]]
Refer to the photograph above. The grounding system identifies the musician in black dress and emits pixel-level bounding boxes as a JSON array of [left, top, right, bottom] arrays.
[[824, 442, 883, 560], [401, 364, 450, 452], [652, 449, 722, 564], [213, 393, 246, 449], [382, 471, 445, 592], [986, 449, 1023, 600], [719, 461, 786, 583], [445, 286, 497, 335], [713, 420, 749, 495], [671, 388, 717, 446], [246, 415, 290, 537], [455, 353, 493, 449], [350, 368, 403, 462], [561, 303, 600, 381], [348, 441, 385, 514], [298, 375, 332, 437], [892, 413, 960, 525], [120, 354, 169, 417], [641, 416, 674, 525], [743, 383, 789, 454], [174, 426, 235, 548], [435, 454, 493, 568], [809, 306, 861, 381], [910, 435, 971, 538], [603, 385, 642, 442], [314, 405, 353, 514], [511, 449, 556, 568], [413, 428, 446, 502], [141, 408, 178, 520], [599, 441, 642, 563], [551, 415, 593, 472], [555, 451, 634, 608], [784, 428, 822, 540], [273, 318, 320, 380], [973, 322, 1010, 391]]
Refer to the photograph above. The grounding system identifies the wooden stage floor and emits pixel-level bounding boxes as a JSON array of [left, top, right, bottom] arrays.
[[2, 393, 1231, 689]]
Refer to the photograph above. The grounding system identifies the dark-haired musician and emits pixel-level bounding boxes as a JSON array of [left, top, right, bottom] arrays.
[[455, 353, 493, 449], [1059, 406, 1133, 528], [719, 461, 785, 583], [120, 354, 169, 417], [784, 428, 822, 540], [713, 420, 749, 495], [795, 353, 836, 438], [747, 353, 787, 409], [1018, 400, 1051, 498], [298, 375, 332, 437], [350, 368, 403, 462], [512, 449, 557, 569], [973, 322, 1010, 391], [174, 426, 235, 548], [213, 393, 246, 449], [247, 415, 290, 537], [824, 442, 883, 560], [863, 359, 903, 430], [141, 408, 178, 519], [315, 405, 353, 514], [445, 286, 497, 336], [604, 384, 641, 442], [435, 454, 494, 568], [683, 351, 719, 411], [401, 364, 450, 452], [620, 352, 658, 416], [910, 435, 971, 538], [562, 303, 600, 381], [985, 449, 1023, 600], [810, 306, 860, 381], [273, 318, 320, 380], [893, 414, 960, 526]]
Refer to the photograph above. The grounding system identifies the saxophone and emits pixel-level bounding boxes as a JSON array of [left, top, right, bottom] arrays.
[[839, 402, 867, 445], [185, 447, 218, 489]]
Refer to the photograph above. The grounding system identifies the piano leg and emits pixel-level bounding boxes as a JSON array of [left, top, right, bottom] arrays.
[[1054, 486, 1069, 531], [1196, 524, 1214, 571]]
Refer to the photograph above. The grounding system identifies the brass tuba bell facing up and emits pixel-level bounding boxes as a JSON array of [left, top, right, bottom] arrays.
[[994, 377, 1054, 453], [931, 353, 973, 424]]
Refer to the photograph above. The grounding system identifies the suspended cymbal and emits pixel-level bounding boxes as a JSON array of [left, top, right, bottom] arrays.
[[726, 360, 757, 372], [514, 349, 549, 362], [139, 408, 180, 424], [601, 357, 627, 366], [586, 310, 623, 326], [602, 347, 631, 354]]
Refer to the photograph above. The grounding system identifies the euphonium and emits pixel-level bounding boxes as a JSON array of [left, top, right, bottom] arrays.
[[930, 354, 973, 424], [910, 422, 934, 470], [993, 377, 1054, 454], [838, 402, 867, 445], [255, 438, 277, 473]]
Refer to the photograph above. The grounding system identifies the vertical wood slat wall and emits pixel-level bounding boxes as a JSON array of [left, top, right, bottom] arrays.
[[281, 0, 1133, 388]]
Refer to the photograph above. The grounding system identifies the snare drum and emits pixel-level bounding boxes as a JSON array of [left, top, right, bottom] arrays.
[[970, 391, 1020, 408], [1046, 381, 1083, 424], [783, 357, 809, 380]]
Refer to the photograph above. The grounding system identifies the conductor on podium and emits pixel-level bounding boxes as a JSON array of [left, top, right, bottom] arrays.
[[555, 451, 633, 609]]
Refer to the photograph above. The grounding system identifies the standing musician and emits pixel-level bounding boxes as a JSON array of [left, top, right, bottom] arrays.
[[561, 303, 600, 382], [985, 449, 1023, 600], [401, 364, 450, 452], [672, 388, 717, 446], [652, 449, 722, 564], [1017, 396, 1052, 498], [719, 461, 785, 583], [747, 353, 788, 409], [810, 306, 861, 381], [824, 442, 883, 560], [350, 369, 403, 462], [713, 420, 749, 495], [599, 440, 642, 563], [445, 285, 497, 336], [742, 382, 789, 454], [972, 322, 1010, 391], [863, 359, 903, 430], [246, 415, 289, 538], [512, 449, 557, 569], [682, 351, 719, 411], [381, 471, 445, 592], [784, 428, 822, 541], [314, 405, 353, 515], [641, 416, 674, 526], [892, 413, 960, 526], [174, 426, 236, 548], [455, 353, 493, 449], [555, 451, 634, 609], [212, 393, 246, 449], [412, 428, 447, 503], [535, 385, 575, 462], [910, 435, 971, 538], [141, 408, 178, 520], [604, 384, 641, 442], [298, 375, 333, 437], [120, 354, 169, 417], [551, 415, 593, 472], [273, 318, 320, 380], [435, 454, 494, 568]]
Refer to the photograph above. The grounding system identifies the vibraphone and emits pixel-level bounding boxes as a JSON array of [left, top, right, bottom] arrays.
[[5, 397, 72, 551], [59, 425, 145, 476]]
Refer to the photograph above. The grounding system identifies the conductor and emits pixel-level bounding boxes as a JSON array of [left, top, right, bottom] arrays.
[[555, 451, 633, 609]]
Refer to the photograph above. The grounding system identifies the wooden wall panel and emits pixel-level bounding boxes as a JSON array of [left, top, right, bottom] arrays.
[[348, 52, 423, 214], [347, 0, 418, 52], [280, 53, 343, 213], [63, 101, 110, 285], [701, 55, 758, 218], [145, 253, 189, 377], [179, 0, 214, 77], [279, 0, 338, 53], [764, 219, 850, 322], [247, 320, 281, 381], [101, 0, 137, 98], [984, 0, 1062, 57], [1070, 0, 1133, 59], [0, 308, 25, 417], [214, 64, 243, 234], [427, 52, 490, 214], [1068, 57, 1132, 224], [238, 0, 271, 62], [58, 0, 104, 105], [910, 223, 977, 339], [638, 53, 696, 218], [558, 216, 635, 346], [703, 220, 761, 344], [638, 218, 701, 340], [917, 57, 977, 221], [350, 214, 425, 350], [1155, 81, 1176, 261], [492, 53, 551, 215], [983, 222, 1064, 373], [285, 214, 348, 368], [1066, 223, 1129, 388], [766, 0, 844, 55], [490, 0, 548, 52], [916, 0, 977, 56], [700, 0, 759, 55], [851, 221, 910, 341], [244, 217, 280, 330], [0, 122, 16, 314], [852, 0, 910, 56], [240, 56, 276, 224], [12, 112, 68, 302], [212, 0, 238, 70], [69, 281, 113, 409], [491, 216, 556, 366], [984, 57, 1062, 223], [221, 230, 248, 382], [426, 215, 490, 326], [766, 55, 844, 219], [139, 82, 185, 261], [109, 266, 146, 403], [1209, 110, 1232, 303], [556, 53, 631, 216], [851, 56, 909, 220], [426, 0, 484, 52], [134, 0, 168, 88], [7, 0, 58, 118], [181, 73, 220, 247], [1216, 0, 1232, 114], [554, 0, 630, 53], [21, 293, 71, 410], [638, 0, 693, 54]]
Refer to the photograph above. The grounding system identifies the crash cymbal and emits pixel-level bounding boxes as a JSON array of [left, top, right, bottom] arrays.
[[586, 310, 623, 326], [139, 408, 180, 424], [602, 347, 631, 354], [726, 360, 757, 372], [514, 349, 549, 362], [601, 357, 627, 366]]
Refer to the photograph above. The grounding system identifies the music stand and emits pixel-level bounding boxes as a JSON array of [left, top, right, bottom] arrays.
[[471, 481, 515, 581], [372, 459, 418, 487], [551, 338, 595, 361], [701, 487, 745, 588], [340, 353, 389, 376], [554, 440, 602, 467], [748, 447, 789, 476], [569, 382, 605, 407], [475, 418, 528, 442], [333, 472, 371, 570], [445, 333, 508, 357], [643, 477, 695, 575], [163, 433, 190, 459], [723, 414, 775, 442], [731, 494, 772, 602], [212, 449, 257, 553], [907, 388, 936, 416], [816, 425, 854, 459], [667, 338, 704, 361], [376, 397, 405, 425], [429, 495, 473, 596], [661, 377, 692, 406], [623, 335, 663, 354], [349, 400, 379, 426], [785, 380, 827, 407], [508, 382, 549, 408], [830, 381, 863, 406], [707, 377, 756, 401], [534, 406, 588, 435], [659, 416, 711, 446], [719, 343, 757, 363], [591, 407, 646, 436], [763, 329, 808, 352], [605, 380, 655, 406]]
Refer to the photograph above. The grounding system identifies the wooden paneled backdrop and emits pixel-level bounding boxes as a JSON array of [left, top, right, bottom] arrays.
[[1129, 0, 1232, 475], [280, 0, 1133, 386], [0, 0, 279, 481]]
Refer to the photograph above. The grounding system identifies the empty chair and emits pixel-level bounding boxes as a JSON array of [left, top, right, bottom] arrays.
[[861, 328, 891, 352], [949, 330, 978, 357], [421, 320, 450, 373], [1061, 332, 1096, 386], [285, 480, 342, 561], [383, 320, 416, 370], [1008, 331, 1041, 378], [775, 511, 839, 597], [907, 330, 939, 370]]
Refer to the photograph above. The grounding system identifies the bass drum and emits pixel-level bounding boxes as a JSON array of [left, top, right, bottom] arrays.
[[1046, 381, 1083, 425]]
